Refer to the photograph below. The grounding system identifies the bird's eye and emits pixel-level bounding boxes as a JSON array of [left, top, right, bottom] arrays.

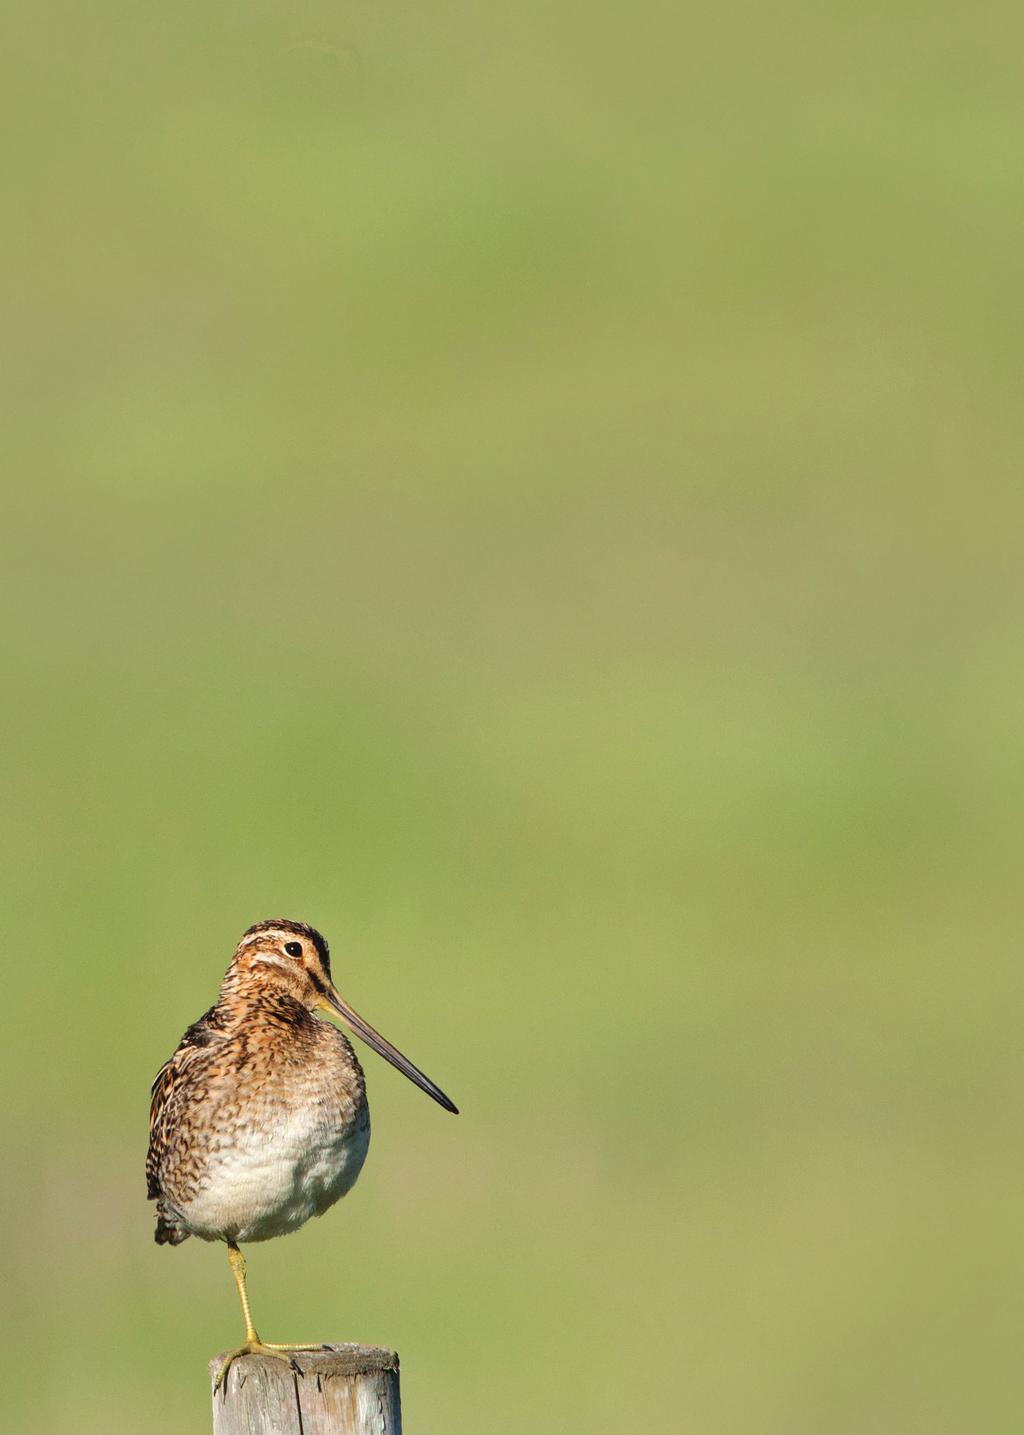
[[284, 941, 303, 958]]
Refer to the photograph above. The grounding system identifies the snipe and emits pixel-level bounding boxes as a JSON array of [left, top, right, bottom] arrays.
[[146, 919, 457, 1391]]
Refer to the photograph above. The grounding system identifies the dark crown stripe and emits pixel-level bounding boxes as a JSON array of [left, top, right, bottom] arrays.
[[240, 918, 332, 977]]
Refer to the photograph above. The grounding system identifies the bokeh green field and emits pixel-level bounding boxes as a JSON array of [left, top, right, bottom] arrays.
[[3, 2, 1022, 1431]]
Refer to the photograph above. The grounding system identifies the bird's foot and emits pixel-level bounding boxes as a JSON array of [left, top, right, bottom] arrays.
[[261, 1340, 333, 1351], [214, 1339, 329, 1394]]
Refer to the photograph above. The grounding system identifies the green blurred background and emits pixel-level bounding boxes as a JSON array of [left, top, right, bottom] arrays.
[[2, 2, 1020, 1431]]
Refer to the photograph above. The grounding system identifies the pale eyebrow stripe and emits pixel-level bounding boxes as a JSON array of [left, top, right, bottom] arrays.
[[240, 927, 289, 949]]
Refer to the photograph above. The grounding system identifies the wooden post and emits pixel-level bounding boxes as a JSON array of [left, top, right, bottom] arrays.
[[209, 1344, 401, 1435]]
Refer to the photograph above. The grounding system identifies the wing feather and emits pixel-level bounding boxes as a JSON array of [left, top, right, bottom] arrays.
[[145, 1006, 223, 1200]]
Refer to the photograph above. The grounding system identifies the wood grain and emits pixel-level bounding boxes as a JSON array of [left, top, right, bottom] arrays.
[[209, 1344, 401, 1435]]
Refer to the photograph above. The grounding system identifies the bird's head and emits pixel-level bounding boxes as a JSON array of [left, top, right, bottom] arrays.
[[232, 919, 334, 1008], [227, 919, 458, 1114]]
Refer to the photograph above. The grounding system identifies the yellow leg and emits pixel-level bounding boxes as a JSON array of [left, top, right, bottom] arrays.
[[213, 1243, 327, 1395], [228, 1243, 258, 1343]]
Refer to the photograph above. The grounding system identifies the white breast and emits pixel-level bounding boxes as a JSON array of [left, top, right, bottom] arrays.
[[180, 1101, 371, 1244]]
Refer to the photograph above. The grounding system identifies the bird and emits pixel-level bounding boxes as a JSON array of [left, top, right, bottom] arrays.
[[146, 918, 458, 1391]]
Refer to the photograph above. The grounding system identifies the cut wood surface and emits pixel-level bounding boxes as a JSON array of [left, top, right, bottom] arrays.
[[209, 1344, 401, 1435]]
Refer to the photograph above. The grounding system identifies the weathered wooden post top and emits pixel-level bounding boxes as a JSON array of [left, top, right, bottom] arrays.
[[209, 1344, 401, 1435]]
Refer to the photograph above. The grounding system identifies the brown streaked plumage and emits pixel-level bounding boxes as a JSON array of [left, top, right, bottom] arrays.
[[147, 919, 457, 1391]]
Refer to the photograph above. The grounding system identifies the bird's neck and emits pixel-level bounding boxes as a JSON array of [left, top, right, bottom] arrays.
[[213, 970, 315, 1029]]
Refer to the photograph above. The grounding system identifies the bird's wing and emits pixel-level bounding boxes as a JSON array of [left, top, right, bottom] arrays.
[[146, 1006, 223, 1199]]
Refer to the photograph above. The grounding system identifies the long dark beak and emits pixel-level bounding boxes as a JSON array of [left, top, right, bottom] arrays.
[[324, 985, 459, 1114]]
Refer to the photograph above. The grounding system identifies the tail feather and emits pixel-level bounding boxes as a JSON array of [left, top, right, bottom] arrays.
[[154, 1202, 190, 1246]]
